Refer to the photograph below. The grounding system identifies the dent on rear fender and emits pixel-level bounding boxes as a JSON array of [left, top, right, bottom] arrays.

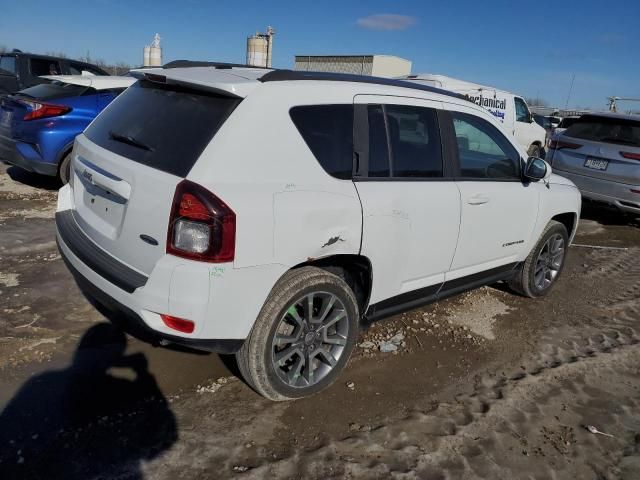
[[272, 190, 362, 264]]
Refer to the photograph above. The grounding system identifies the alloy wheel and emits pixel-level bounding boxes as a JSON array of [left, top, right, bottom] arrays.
[[534, 233, 565, 290], [271, 291, 349, 388]]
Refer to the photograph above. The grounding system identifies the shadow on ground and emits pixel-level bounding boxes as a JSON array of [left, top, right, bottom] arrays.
[[0, 323, 177, 480], [5, 165, 61, 191], [581, 200, 639, 227]]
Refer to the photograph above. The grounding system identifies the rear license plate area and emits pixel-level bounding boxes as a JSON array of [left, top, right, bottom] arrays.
[[584, 157, 609, 171]]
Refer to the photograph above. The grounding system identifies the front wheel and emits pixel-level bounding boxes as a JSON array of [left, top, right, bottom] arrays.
[[509, 220, 568, 298], [236, 267, 359, 401]]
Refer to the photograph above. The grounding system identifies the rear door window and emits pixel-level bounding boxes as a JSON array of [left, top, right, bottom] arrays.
[[289, 104, 354, 179], [367, 105, 390, 177], [452, 112, 521, 180], [564, 116, 640, 147], [385, 105, 443, 177], [84, 80, 240, 177], [30, 58, 62, 76]]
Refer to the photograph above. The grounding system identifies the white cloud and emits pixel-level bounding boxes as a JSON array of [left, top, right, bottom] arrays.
[[356, 14, 417, 31]]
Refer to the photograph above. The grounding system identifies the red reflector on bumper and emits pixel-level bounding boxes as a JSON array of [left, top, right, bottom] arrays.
[[160, 314, 195, 334]]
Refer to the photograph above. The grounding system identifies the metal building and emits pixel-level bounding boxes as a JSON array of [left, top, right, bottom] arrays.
[[246, 26, 275, 68], [294, 55, 412, 78]]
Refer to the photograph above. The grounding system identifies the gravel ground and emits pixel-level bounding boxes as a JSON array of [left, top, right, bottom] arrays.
[[0, 163, 639, 480]]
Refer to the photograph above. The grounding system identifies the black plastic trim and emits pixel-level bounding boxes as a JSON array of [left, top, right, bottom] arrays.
[[56, 211, 148, 293], [163, 60, 265, 70], [365, 262, 520, 322], [365, 284, 441, 322], [259, 70, 467, 101], [60, 251, 244, 354], [439, 262, 519, 298]]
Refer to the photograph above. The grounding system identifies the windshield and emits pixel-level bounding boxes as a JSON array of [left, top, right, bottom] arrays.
[[564, 115, 640, 147], [16, 81, 91, 100]]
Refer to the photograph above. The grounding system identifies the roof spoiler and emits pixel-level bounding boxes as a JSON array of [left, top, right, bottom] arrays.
[[129, 70, 250, 98]]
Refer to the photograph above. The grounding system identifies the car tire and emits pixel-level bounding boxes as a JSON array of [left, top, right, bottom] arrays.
[[58, 153, 72, 185], [528, 144, 541, 158], [236, 266, 359, 401], [508, 220, 569, 298]]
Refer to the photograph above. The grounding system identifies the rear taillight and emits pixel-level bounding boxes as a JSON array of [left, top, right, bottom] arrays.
[[21, 100, 71, 121], [160, 314, 195, 334], [548, 139, 581, 150], [166, 180, 236, 263], [620, 151, 640, 161]]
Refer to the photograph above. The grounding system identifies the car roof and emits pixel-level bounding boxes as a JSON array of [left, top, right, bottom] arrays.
[[130, 65, 467, 101], [578, 111, 640, 121], [41, 75, 136, 90]]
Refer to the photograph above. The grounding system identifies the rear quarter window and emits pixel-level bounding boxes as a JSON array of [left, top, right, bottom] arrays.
[[84, 80, 241, 177], [289, 104, 354, 180]]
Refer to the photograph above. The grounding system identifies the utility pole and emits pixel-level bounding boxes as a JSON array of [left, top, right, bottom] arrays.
[[564, 74, 575, 110]]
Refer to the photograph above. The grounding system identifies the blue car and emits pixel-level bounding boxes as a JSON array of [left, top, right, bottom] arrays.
[[0, 75, 135, 183]]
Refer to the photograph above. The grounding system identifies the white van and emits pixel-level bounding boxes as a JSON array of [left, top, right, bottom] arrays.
[[402, 74, 547, 158]]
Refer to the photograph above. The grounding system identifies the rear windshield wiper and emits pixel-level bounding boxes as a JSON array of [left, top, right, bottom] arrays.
[[109, 130, 154, 152]]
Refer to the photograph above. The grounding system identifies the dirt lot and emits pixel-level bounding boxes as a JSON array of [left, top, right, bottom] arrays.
[[1, 163, 639, 480]]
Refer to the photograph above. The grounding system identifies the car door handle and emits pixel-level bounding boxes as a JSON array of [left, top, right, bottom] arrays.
[[467, 194, 490, 205]]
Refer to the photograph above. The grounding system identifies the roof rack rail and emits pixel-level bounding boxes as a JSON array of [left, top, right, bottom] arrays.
[[258, 70, 465, 100], [162, 60, 267, 70]]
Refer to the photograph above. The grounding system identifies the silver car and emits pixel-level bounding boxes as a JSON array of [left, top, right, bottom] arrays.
[[549, 113, 640, 214]]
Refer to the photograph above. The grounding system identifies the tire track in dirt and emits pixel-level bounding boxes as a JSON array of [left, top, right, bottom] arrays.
[[235, 249, 640, 479]]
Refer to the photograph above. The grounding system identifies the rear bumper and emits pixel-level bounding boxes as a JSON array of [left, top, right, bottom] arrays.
[[55, 183, 286, 353], [59, 245, 244, 354], [0, 133, 58, 176], [552, 168, 640, 214]]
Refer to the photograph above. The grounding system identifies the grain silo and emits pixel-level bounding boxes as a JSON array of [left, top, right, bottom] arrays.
[[246, 26, 274, 68], [143, 33, 162, 67]]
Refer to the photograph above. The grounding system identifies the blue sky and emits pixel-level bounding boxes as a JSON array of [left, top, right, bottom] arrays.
[[2, 0, 638, 109]]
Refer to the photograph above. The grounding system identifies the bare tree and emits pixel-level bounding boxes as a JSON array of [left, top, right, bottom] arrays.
[[525, 97, 549, 107]]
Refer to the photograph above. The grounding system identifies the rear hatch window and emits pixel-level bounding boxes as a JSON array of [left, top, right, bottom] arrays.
[[17, 82, 92, 100], [564, 115, 640, 147], [84, 80, 241, 177]]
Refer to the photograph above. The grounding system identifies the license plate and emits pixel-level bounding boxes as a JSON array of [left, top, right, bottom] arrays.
[[584, 157, 609, 171], [0, 110, 12, 128]]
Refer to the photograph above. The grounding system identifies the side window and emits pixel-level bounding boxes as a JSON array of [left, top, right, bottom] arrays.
[[0, 56, 16, 74], [30, 58, 61, 76], [385, 105, 442, 177], [290, 104, 354, 180], [514, 97, 530, 123], [367, 105, 390, 177], [452, 112, 521, 180], [68, 64, 82, 75]]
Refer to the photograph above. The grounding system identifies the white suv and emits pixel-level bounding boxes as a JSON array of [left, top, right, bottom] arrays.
[[56, 63, 582, 400]]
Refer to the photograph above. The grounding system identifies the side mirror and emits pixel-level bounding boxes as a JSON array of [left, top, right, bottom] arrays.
[[524, 157, 551, 181]]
